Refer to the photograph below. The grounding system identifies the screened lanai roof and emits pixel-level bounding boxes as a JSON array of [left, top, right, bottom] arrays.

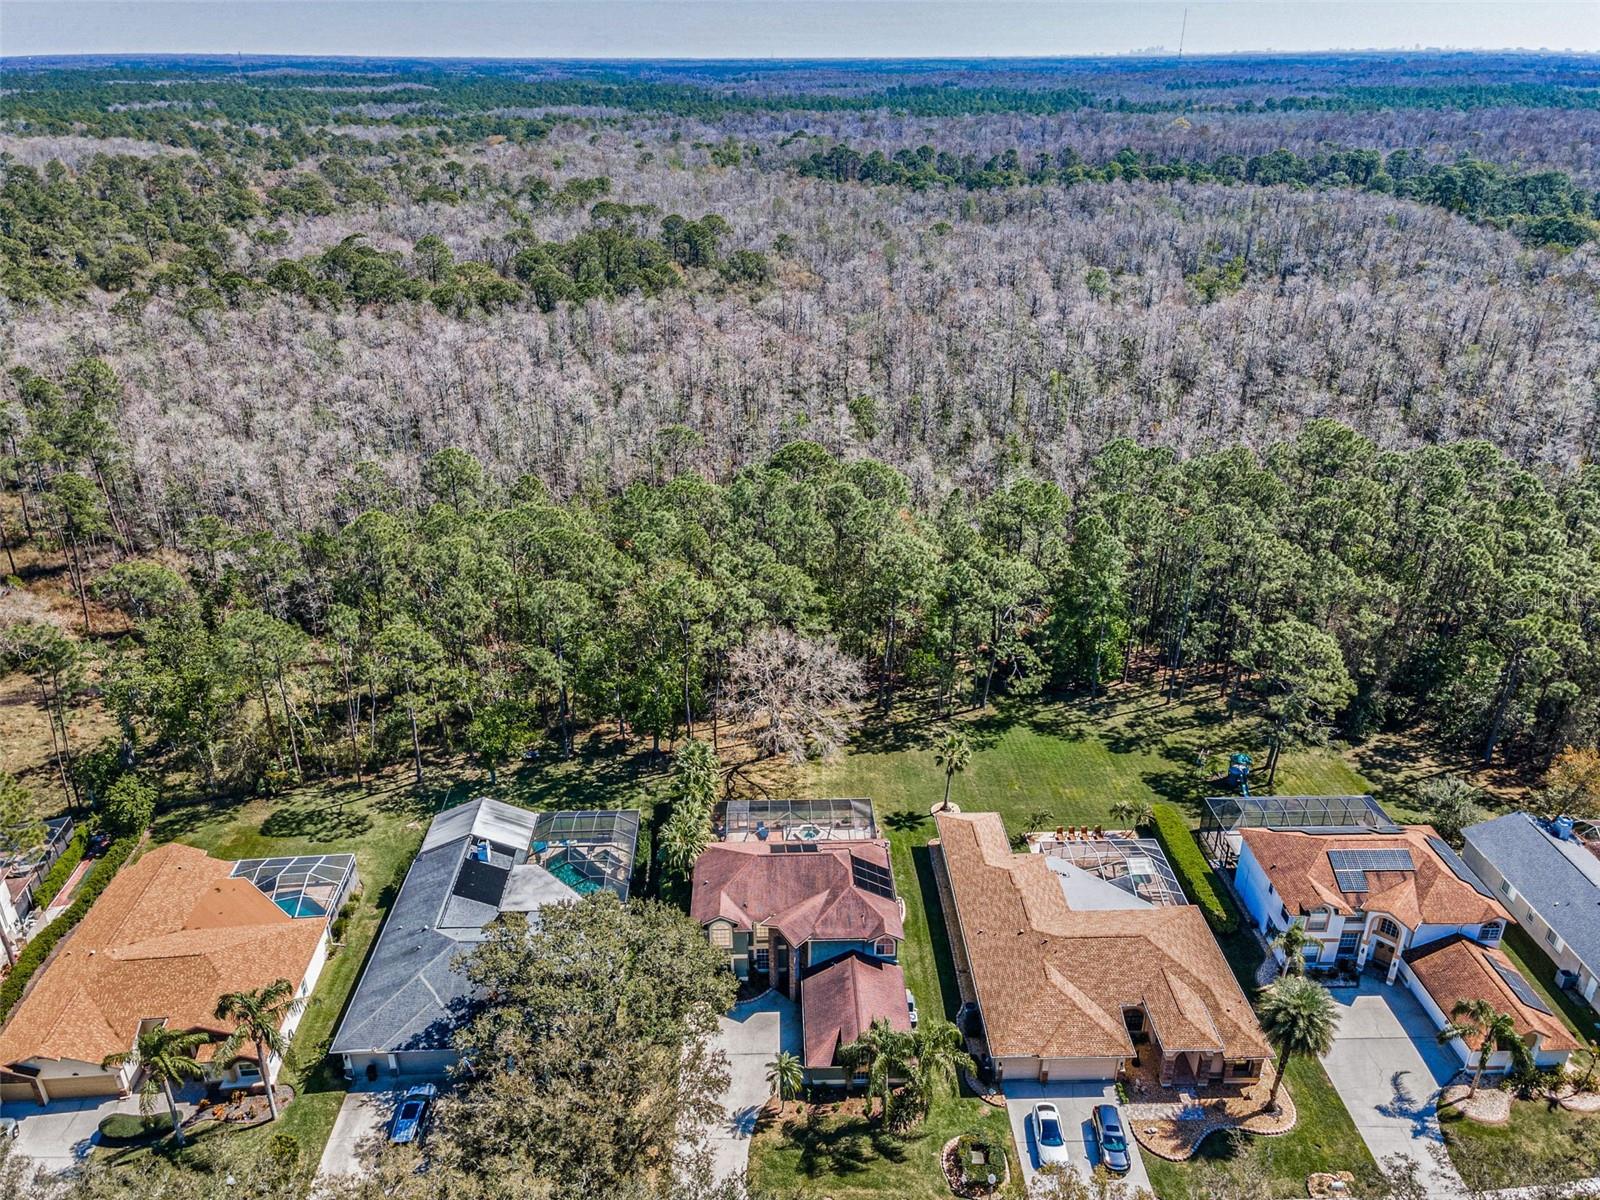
[[528, 810, 640, 898], [231, 853, 358, 920], [716, 797, 878, 842], [1204, 794, 1400, 834]]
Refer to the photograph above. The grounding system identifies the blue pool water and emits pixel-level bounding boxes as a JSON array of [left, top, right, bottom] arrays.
[[274, 895, 327, 918]]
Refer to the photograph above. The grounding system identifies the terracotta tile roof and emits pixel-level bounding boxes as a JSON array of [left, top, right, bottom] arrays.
[[800, 954, 910, 1069], [935, 812, 1271, 1063], [1238, 826, 1510, 928], [0, 843, 325, 1070], [689, 840, 903, 946], [1404, 934, 1581, 1054]]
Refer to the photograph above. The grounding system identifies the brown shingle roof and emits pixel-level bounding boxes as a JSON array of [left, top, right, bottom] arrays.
[[1403, 934, 1581, 1054], [689, 840, 903, 946], [0, 844, 326, 1069], [800, 954, 910, 1068], [935, 812, 1271, 1063], [1239, 826, 1511, 928]]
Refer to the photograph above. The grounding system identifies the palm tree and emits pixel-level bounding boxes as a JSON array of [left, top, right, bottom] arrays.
[[1109, 798, 1154, 831], [1256, 975, 1338, 1110], [1271, 919, 1311, 977], [934, 732, 972, 813], [657, 802, 711, 882], [101, 1024, 211, 1145], [214, 978, 304, 1121], [765, 1050, 803, 1105], [908, 1020, 976, 1121], [1439, 998, 1529, 1098], [840, 1018, 914, 1123]]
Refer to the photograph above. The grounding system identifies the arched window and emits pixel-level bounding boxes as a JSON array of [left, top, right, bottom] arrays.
[[1375, 917, 1401, 940], [1479, 921, 1503, 945]]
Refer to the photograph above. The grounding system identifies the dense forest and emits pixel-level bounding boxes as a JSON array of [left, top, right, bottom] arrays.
[[4, 347, 1598, 810], [3, 52, 1600, 807]]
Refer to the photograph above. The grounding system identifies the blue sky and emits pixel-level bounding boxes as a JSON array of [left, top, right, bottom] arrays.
[[5, 2, 1598, 59]]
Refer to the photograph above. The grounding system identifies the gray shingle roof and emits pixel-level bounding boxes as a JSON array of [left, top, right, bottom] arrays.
[[1464, 812, 1600, 972], [331, 798, 636, 1057]]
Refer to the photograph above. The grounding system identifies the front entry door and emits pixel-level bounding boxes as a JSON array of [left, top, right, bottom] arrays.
[[1369, 940, 1395, 974]]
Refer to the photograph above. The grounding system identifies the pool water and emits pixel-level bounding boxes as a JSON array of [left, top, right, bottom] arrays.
[[274, 895, 327, 918]]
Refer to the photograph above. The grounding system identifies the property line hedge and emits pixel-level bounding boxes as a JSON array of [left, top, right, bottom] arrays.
[[0, 836, 138, 1022], [27, 825, 90, 912], [1150, 803, 1239, 934]]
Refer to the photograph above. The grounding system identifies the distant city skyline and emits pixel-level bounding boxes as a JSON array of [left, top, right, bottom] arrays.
[[5, 2, 1600, 61]]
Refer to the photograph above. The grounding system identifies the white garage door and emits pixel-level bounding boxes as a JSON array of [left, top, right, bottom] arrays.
[[1040, 1056, 1120, 1081]]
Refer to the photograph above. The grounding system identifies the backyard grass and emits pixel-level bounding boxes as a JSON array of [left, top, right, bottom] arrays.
[[757, 684, 1384, 1200]]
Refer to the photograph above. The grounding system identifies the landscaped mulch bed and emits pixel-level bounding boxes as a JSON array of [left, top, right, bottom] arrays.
[[1438, 1085, 1511, 1124], [189, 1085, 295, 1130], [1556, 1086, 1600, 1114], [940, 1135, 1008, 1197], [1124, 1061, 1297, 1160]]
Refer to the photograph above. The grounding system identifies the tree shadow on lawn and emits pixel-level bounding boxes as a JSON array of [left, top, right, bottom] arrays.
[[783, 1108, 916, 1179], [259, 800, 374, 843]]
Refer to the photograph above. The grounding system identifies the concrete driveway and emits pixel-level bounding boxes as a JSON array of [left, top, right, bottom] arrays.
[[701, 990, 799, 1181], [0, 1091, 197, 1174], [317, 1082, 407, 1178], [1002, 1080, 1152, 1195], [1321, 978, 1465, 1198]]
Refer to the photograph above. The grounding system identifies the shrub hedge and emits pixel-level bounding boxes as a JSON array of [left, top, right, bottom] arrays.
[[27, 824, 90, 911], [1150, 803, 1239, 934], [97, 1112, 167, 1145], [0, 836, 138, 1021]]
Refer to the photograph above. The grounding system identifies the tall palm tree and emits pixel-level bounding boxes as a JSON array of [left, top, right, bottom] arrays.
[[1439, 998, 1529, 1097], [214, 978, 304, 1121], [101, 1024, 211, 1145], [1256, 975, 1338, 1110], [1109, 799, 1154, 831], [934, 732, 972, 813], [765, 1050, 803, 1105], [909, 1020, 976, 1120], [840, 1018, 913, 1123], [1271, 919, 1311, 977], [657, 803, 711, 883]]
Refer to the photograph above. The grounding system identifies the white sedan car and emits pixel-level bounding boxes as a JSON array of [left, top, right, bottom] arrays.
[[1031, 1101, 1071, 1167]]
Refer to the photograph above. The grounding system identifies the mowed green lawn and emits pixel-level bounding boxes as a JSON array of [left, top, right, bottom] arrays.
[[753, 687, 1382, 1200]]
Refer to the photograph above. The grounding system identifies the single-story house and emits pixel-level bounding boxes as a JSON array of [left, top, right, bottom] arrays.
[[1402, 934, 1579, 1070], [934, 811, 1272, 1086], [330, 798, 639, 1081], [0, 842, 353, 1105], [1463, 812, 1600, 1017], [1233, 824, 1510, 982]]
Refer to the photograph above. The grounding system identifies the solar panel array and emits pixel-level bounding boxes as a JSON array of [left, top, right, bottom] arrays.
[[768, 843, 822, 855], [1327, 848, 1416, 872], [1425, 836, 1498, 899], [1490, 957, 1554, 1016], [1333, 868, 1370, 892], [850, 857, 896, 900]]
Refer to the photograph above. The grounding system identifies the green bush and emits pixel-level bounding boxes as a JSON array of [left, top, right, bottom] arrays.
[[0, 836, 138, 1021], [97, 1112, 166, 1145], [27, 825, 90, 911], [1150, 803, 1239, 934]]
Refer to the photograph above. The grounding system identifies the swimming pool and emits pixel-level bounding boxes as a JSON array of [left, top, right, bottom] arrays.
[[274, 895, 327, 918]]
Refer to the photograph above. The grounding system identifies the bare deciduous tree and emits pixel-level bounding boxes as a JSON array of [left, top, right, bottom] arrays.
[[727, 628, 864, 763]]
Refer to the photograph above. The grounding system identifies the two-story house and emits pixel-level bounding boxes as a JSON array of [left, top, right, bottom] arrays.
[[691, 836, 909, 1082], [1235, 825, 1510, 979], [1233, 822, 1575, 1072]]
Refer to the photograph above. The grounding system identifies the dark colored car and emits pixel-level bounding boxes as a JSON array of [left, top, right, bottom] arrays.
[[389, 1083, 438, 1145], [1091, 1103, 1131, 1174]]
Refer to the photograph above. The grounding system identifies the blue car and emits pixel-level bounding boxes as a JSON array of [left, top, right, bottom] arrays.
[[389, 1084, 438, 1145]]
